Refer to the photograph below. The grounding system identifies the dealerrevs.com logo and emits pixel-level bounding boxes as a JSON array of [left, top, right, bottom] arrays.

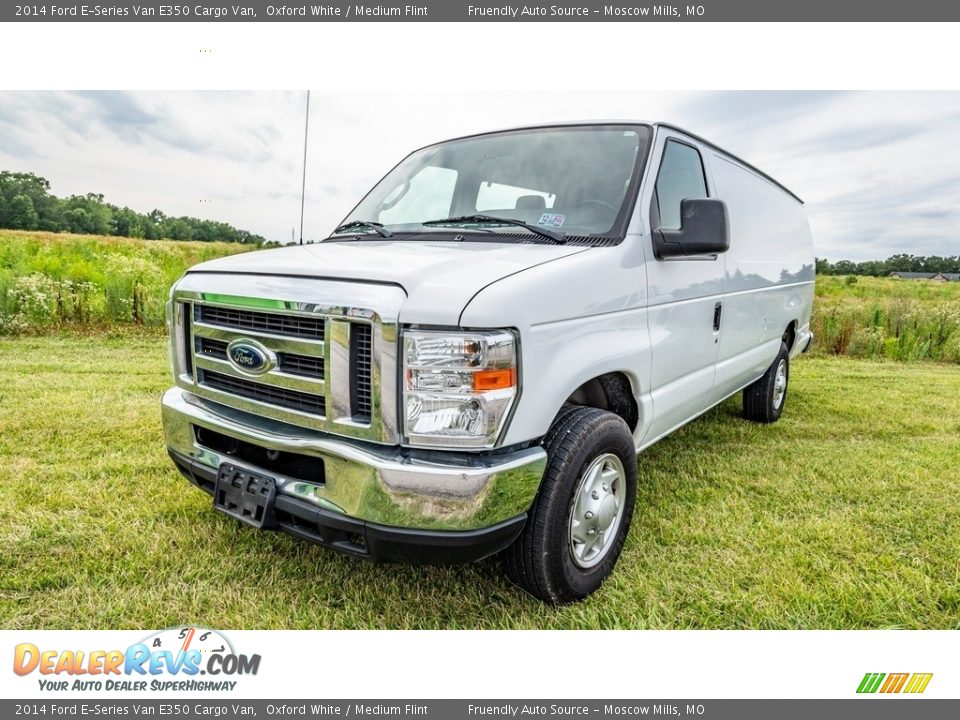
[[13, 627, 261, 692], [857, 673, 933, 694]]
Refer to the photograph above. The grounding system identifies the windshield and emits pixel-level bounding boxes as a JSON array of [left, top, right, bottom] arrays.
[[336, 125, 650, 243]]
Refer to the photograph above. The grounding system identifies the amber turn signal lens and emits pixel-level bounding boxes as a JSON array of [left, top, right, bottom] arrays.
[[472, 368, 517, 392]]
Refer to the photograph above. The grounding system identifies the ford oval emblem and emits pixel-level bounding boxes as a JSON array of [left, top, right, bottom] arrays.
[[226, 338, 275, 376]]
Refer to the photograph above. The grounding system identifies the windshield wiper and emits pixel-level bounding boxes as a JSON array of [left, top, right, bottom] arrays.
[[422, 214, 567, 244], [332, 220, 393, 238]]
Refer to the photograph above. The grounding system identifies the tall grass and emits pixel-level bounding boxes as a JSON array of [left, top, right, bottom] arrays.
[[811, 275, 960, 363], [4, 231, 960, 364], [0, 230, 251, 333]]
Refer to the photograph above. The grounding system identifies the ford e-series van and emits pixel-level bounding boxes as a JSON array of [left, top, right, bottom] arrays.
[[162, 122, 814, 603]]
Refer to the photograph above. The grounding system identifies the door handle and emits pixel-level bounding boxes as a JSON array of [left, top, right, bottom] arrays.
[[712, 302, 722, 332]]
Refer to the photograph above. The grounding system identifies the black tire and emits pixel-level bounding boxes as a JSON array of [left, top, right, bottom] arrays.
[[505, 406, 637, 604], [743, 342, 790, 423]]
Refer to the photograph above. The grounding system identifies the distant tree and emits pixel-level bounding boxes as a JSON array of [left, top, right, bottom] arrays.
[[64, 207, 89, 234], [0, 172, 56, 224], [162, 218, 194, 241], [8, 194, 39, 230], [0, 169, 268, 244], [111, 206, 145, 238], [815, 253, 960, 276], [888, 253, 922, 273], [62, 194, 113, 235], [832, 260, 856, 275]]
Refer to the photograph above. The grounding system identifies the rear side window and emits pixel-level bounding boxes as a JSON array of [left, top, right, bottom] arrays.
[[654, 140, 708, 230]]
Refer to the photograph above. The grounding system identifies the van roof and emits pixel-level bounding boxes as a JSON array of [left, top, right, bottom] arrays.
[[428, 121, 804, 205]]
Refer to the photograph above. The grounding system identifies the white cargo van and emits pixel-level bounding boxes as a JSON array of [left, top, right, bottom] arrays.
[[162, 122, 814, 603]]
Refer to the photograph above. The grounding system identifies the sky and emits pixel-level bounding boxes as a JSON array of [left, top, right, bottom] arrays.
[[0, 90, 958, 260]]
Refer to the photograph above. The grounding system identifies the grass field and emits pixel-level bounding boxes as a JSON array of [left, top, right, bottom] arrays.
[[5, 230, 960, 364], [0, 230, 252, 332], [812, 275, 960, 363], [2, 335, 958, 629]]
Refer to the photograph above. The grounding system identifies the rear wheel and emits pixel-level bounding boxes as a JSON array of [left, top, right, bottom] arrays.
[[743, 342, 790, 423], [504, 406, 637, 604]]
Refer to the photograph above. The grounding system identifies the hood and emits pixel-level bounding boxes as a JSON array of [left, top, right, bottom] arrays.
[[187, 240, 589, 325]]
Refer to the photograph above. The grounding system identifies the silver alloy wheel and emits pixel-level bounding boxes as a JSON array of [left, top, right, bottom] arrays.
[[773, 359, 788, 410], [568, 452, 627, 569]]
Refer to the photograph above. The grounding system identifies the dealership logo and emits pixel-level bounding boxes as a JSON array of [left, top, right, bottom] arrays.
[[13, 627, 260, 693], [857, 672, 933, 694]]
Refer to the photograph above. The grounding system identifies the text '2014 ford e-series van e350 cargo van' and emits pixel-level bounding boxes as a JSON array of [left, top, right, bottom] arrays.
[[162, 122, 815, 603]]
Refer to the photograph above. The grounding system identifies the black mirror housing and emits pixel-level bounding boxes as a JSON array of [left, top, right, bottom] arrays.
[[654, 198, 730, 258]]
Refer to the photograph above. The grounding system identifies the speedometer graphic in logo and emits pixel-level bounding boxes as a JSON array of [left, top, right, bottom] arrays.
[[129, 626, 260, 679], [141, 627, 234, 658]]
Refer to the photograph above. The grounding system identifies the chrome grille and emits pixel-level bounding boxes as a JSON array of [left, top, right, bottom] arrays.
[[350, 323, 373, 422], [197, 304, 325, 340], [197, 336, 325, 380], [278, 353, 325, 380], [199, 369, 326, 415], [196, 336, 228, 359], [174, 286, 392, 443], [189, 301, 328, 427]]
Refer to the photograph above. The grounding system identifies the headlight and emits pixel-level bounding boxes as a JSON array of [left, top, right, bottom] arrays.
[[402, 329, 518, 449]]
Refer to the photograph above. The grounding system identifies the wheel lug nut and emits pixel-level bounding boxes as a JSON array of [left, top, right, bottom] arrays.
[[584, 511, 594, 519], [602, 483, 609, 492], [587, 528, 596, 536], [591, 491, 600, 500]]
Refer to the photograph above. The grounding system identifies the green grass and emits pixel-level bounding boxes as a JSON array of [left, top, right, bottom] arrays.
[[0, 230, 252, 332], [5, 229, 960, 364], [811, 275, 960, 362], [816, 274, 960, 301], [2, 335, 958, 629]]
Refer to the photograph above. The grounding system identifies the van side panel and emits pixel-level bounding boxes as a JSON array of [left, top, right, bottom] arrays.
[[707, 154, 815, 406]]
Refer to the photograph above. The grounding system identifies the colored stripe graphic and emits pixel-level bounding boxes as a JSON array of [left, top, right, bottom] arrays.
[[857, 673, 885, 693], [880, 673, 909, 693], [904, 674, 934, 694], [857, 672, 932, 694]]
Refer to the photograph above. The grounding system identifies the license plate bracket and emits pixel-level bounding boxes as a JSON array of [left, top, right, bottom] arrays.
[[214, 464, 277, 529]]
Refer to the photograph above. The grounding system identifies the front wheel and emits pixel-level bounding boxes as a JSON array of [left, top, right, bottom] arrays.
[[504, 406, 637, 604]]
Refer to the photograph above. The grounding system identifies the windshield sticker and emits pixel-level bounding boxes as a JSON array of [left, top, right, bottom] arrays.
[[537, 213, 566, 228]]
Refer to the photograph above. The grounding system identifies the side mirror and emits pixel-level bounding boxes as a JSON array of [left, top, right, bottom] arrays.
[[654, 198, 730, 259]]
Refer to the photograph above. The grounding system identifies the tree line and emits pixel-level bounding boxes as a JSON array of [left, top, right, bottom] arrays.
[[0, 170, 271, 245], [816, 255, 960, 276]]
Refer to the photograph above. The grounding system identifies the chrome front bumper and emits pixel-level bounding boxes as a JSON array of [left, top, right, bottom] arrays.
[[161, 387, 546, 533]]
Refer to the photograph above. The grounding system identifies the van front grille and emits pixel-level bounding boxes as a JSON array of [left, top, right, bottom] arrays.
[[199, 369, 326, 416], [180, 296, 385, 441], [197, 304, 325, 340], [350, 323, 373, 422], [278, 353, 325, 380], [196, 336, 325, 380], [197, 337, 228, 360]]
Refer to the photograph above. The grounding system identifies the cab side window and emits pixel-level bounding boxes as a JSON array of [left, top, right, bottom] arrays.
[[654, 141, 708, 230]]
